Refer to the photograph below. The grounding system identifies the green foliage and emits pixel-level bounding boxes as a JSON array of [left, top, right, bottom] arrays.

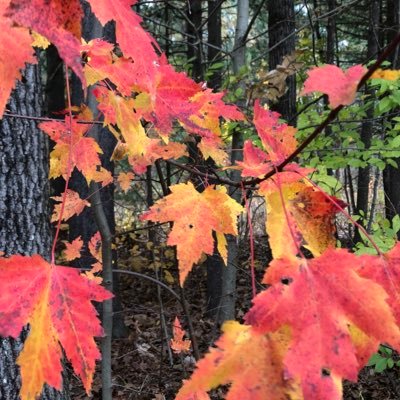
[[354, 215, 400, 255], [367, 345, 400, 373]]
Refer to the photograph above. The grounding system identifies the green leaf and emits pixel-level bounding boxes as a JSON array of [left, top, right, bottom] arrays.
[[375, 357, 388, 373]]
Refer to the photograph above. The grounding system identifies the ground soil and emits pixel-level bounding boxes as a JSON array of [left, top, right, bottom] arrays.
[[70, 235, 400, 400]]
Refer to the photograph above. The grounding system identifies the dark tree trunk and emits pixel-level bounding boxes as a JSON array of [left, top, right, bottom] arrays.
[[187, 0, 204, 81], [354, 0, 380, 241], [207, 0, 222, 89], [204, 0, 224, 319], [383, 0, 400, 229], [0, 65, 69, 399], [67, 2, 128, 339], [268, 0, 296, 122]]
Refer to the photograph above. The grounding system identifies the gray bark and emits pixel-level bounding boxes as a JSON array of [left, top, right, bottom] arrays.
[[0, 65, 69, 399]]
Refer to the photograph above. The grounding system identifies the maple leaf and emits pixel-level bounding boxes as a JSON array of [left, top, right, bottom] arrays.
[[51, 189, 90, 223], [253, 99, 298, 164], [128, 140, 188, 174], [82, 38, 144, 96], [142, 183, 243, 284], [176, 321, 301, 400], [237, 102, 313, 179], [118, 171, 135, 192], [86, 0, 158, 91], [186, 89, 244, 137], [357, 242, 400, 326], [0, 254, 112, 398], [94, 87, 152, 158], [237, 141, 272, 178], [137, 61, 202, 137], [170, 317, 191, 354], [245, 251, 400, 400], [260, 181, 341, 259], [88, 231, 102, 263], [40, 115, 105, 184], [371, 68, 400, 81], [301, 64, 366, 108], [5, 0, 85, 84], [63, 237, 83, 261], [0, 0, 36, 117]]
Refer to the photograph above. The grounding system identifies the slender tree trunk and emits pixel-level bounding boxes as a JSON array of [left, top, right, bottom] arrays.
[[187, 0, 203, 81], [207, 0, 222, 89], [0, 66, 69, 399], [268, 0, 296, 122], [218, 0, 249, 324], [204, 0, 224, 319], [354, 0, 380, 241], [383, 0, 400, 228], [68, 3, 128, 339]]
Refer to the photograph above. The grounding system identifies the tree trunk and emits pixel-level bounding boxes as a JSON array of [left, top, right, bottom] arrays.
[[207, 0, 222, 89], [354, 0, 380, 241], [187, 0, 204, 81], [218, 0, 249, 324], [383, 0, 400, 228], [268, 0, 296, 123], [0, 66, 69, 398], [67, 3, 128, 339]]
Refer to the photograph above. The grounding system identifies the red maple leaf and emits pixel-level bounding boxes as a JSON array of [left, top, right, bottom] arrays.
[[0, 1, 36, 117], [5, 0, 85, 84], [245, 251, 400, 399], [0, 255, 112, 398], [301, 64, 366, 108]]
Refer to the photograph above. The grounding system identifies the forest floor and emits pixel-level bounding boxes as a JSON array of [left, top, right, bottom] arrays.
[[70, 234, 400, 400]]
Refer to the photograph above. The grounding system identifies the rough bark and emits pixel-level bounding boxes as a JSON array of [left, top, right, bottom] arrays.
[[0, 65, 69, 399], [268, 0, 296, 122]]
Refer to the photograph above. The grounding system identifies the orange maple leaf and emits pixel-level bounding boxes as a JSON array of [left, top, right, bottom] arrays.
[[94, 87, 152, 158], [51, 189, 90, 223], [40, 115, 105, 184], [245, 251, 400, 399], [261, 182, 343, 259], [128, 140, 187, 174], [176, 321, 300, 400], [142, 183, 243, 284], [118, 171, 135, 192], [0, 254, 112, 399], [62, 236, 83, 261], [301, 64, 366, 108], [170, 317, 191, 354]]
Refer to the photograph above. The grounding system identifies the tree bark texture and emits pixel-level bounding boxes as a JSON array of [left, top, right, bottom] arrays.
[[0, 65, 69, 399], [268, 0, 296, 122]]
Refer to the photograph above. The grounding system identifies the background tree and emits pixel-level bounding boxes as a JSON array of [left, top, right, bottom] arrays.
[[0, 65, 69, 399]]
